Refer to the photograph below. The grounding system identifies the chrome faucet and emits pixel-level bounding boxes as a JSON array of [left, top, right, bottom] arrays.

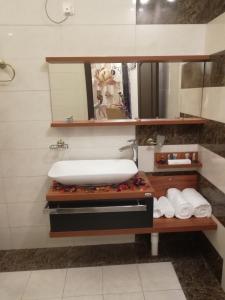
[[49, 139, 69, 150], [119, 139, 138, 164]]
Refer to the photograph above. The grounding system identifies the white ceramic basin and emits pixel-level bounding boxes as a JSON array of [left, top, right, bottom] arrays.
[[48, 159, 138, 186]]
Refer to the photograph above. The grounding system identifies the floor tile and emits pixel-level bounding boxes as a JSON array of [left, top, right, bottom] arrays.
[[63, 267, 102, 297], [144, 290, 186, 300], [22, 269, 66, 299], [0, 271, 30, 300], [63, 296, 103, 300], [104, 292, 144, 299], [22, 299, 62, 300], [102, 264, 142, 294], [138, 262, 181, 291]]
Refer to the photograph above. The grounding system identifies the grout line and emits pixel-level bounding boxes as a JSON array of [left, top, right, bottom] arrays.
[[0, 89, 50, 93], [0, 23, 137, 27], [101, 265, 104, 296], [20, 270, 32, 300], [62, 268, 68, 299], [136, 263, 145, 295], [103, 291, 146, 298], [0, 120, 51, 123]]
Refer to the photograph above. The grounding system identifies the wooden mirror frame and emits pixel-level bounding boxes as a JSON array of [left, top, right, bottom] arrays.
[[46, 55, 209, 127]]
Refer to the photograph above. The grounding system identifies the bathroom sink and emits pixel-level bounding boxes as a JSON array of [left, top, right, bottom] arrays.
[[48, 159, 138, 186]]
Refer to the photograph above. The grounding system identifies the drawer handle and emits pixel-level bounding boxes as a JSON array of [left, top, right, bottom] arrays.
[[44, 204, 147, 215]]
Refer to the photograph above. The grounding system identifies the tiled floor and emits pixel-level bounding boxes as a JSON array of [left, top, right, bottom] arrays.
[[0, 262, 186, 300], [1, 232, 225, 299]]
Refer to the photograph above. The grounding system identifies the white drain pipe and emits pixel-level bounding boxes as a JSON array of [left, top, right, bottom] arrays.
[[151, 233, 159, 256]]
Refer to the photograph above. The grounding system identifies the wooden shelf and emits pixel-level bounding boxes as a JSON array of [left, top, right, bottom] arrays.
[[46, 55, 210, 64], [46, 172, 155, 202], [155, 152, 202, 170], [49, 217, 217, 237], [51, 118, 207, 128], [155, 162, 202, 169]]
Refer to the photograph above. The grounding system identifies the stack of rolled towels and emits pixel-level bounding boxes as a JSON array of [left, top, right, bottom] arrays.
[[153, 188, 212, 219]]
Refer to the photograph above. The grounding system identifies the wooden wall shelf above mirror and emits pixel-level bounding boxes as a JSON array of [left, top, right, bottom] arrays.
[[51, 118, 207, 127]]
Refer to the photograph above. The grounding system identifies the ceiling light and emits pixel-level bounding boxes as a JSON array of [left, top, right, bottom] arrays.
[[140, 0, 150, 5], [167, 0, 176, 2]]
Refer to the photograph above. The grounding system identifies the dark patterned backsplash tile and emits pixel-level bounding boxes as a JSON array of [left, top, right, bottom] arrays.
[[198, 233, 223, 283], [204, 51, 225, 87], [199, 174, 225, 226], [137, 124, 201, 145], [136, 0, 225, 24], [180, 113, 225, 160], [199, 119, 225, 159], [181, 62, 204, 89]]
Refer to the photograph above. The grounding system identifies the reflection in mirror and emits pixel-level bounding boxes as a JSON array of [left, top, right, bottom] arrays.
[[138, 62, 205, 119], [90, 63, 131, 120], [49, 62, 138, 121], [48, 60, 205, 122], [48, 63, 89, 121], [180, 62, 205, 117]]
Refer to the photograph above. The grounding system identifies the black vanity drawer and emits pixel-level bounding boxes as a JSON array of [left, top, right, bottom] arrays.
[[45, 198, 153, 232]]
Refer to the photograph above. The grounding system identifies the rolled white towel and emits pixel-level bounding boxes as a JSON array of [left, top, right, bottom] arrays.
[[158, 196, 175, 218], [182, 188, 212, 218], [153, 198, 163, 219], [167, 188, 194, 219]]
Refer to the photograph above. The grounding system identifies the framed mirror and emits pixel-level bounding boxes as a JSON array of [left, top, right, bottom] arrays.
[[47, 56, 208, 125], [138, 62, 205, 119]]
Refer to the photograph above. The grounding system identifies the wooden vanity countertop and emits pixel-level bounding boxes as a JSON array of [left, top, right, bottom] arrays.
[[46, 171, 155, 202]]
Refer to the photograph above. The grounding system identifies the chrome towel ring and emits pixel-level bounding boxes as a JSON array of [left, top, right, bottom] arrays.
[[0, 60, 16, 82]]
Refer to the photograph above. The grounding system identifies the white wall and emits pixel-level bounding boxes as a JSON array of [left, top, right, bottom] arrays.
[[203, 13, 225, 124], [202, 87, 225, 123], [0, 0, 207, 250], [205, 12, 225, 54]]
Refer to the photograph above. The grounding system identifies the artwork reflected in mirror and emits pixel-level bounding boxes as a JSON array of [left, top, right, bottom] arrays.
[[90, 63, 131, 120], [48, 60, 205, 122]]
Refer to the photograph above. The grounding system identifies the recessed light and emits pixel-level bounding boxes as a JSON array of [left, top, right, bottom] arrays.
[[167, 0, 176, 2], [140, 0, 150, 5]]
